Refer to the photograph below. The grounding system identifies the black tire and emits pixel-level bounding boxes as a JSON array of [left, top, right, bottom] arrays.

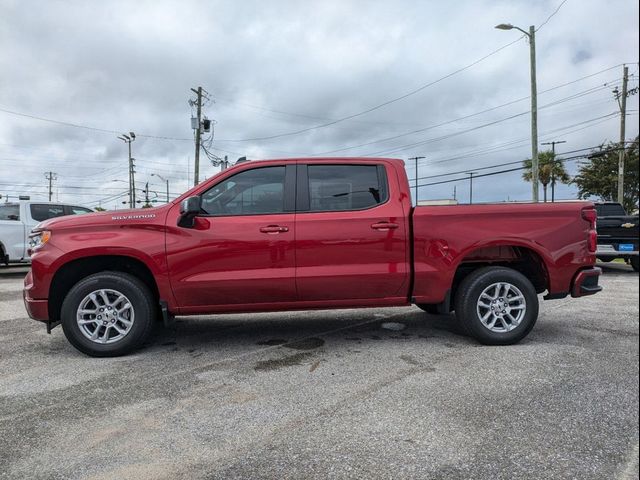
[[631, 256, 639, 272], [61, 271, 156, 357], [454, 267, 539, 345], [417, 304, 441, 315], [0, 245, 7, 265]]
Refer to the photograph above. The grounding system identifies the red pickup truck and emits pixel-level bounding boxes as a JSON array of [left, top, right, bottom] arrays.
[[24, 158, 602, 356]]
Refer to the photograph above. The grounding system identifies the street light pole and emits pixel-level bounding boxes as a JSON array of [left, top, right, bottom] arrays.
[[496, 23, 539, 202], [408, 156, 425, 204], [151, 173, 170, 204]]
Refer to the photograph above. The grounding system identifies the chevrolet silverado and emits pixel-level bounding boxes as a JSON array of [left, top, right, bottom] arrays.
[[24, 158, 602, 356]]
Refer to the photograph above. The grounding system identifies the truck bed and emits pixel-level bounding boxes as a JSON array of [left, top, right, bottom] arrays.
[[411, 202, 595, 305]]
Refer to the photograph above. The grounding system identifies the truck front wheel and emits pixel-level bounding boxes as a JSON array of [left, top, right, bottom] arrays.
[[61, 271, 156, 357], [454, 267, 539, 345]]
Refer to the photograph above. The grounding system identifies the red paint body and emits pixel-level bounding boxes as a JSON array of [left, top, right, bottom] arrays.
[[23, 158, 600, 322]]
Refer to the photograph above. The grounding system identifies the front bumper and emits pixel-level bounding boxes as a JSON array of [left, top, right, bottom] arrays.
[[23, 269, 49, 322], [571, 267, 603, 298]]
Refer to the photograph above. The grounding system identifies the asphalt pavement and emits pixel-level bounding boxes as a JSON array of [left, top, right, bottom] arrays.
[[0, 262, 638, 479]]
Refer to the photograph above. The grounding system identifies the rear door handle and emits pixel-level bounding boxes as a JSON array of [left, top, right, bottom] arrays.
[[371, 222, 399, 230], [260, 225, 289, 234]]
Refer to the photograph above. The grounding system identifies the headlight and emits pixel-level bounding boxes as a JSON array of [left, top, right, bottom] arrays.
[[28, 230, 52, 251]]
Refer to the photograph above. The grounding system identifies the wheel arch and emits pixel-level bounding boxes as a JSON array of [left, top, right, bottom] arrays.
[[450, 242, 550, 305], [48, 255, 161, 322]]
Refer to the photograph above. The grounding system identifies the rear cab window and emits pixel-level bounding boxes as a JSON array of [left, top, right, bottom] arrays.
[[305, 164, 388, 212], [0, 204, 20, 221], [595, 204, 626, 216], [30, 204, 66, 222]]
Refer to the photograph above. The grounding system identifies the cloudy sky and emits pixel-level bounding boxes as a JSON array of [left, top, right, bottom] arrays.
[[0, 0, 638, 209]]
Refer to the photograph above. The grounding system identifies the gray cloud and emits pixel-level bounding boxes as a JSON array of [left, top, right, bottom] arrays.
[[0, 0, 638, 208]]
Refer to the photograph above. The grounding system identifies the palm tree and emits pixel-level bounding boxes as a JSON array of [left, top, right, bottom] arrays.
[[522, 150, 571, 202]]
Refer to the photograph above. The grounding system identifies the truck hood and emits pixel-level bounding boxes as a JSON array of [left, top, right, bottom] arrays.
[[35, 205, 172, 231]]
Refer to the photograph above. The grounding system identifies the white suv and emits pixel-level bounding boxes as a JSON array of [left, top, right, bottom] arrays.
[[0, 201, 93, 264]]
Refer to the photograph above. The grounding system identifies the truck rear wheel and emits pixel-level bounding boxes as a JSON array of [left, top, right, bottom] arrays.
[[454, 267, 538, 345], [631, 256, 639, 272], [61, 271, 156, 357]]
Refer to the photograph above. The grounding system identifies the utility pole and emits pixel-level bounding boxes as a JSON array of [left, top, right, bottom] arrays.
[[45, 172, 57, 201], [468, 172, 476, 204], [541, 140, 566, 202], [131, 157, 136, 207], [495, 23, 539, 202], [529, 25, 539, 203], [143, 181, 150, 207], [117, 132, 136, 208], [615, 65, 629, 204], [190, 87, 211, 186], [408, 156, 425, 204]]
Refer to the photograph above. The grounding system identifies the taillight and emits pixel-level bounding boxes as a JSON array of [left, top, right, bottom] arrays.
[[582, 206, 597, 253], [581, 207, 597, 226], [588, 230, 597, 252]]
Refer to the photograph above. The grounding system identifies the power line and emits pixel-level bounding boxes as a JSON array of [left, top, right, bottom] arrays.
[[415, 146, 624, 189], [414, 145, 624, 182], [536, 0, 569, 32], [0, 64, 627, 153], [214, 37, 527, 142], [316, 75, 620, 157], [420, 111, 618, 167], [362, 86, 618, 158]]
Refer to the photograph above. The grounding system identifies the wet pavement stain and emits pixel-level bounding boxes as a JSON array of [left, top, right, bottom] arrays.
[[369, 335, 382, 340], [284, 337, 325, 350], [254, 352, 313, 371], [256, 339, 288, 346], [399, 354, 420, 366], [345, 337, 361, 341]]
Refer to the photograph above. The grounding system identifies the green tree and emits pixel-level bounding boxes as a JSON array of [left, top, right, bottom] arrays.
[[522, 150, 571, 202], [94, 206, 106, 212], [573, 138, 639, 213]]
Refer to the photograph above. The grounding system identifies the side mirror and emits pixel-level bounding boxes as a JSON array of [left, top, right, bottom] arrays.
[[178, 196, 201, 228]]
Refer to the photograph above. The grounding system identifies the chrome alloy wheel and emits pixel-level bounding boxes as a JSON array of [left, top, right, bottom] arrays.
[[76, 289, 135, 344], [476, 282, 527, 333]]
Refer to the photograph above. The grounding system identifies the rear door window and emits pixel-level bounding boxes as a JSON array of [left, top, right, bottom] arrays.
[[30, 204, 66, 222], [306, 165, 387, 212]]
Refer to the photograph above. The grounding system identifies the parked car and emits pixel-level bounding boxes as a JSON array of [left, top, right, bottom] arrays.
[[594, 202, 639, 271], [24, 158, 601, 356], [0, 201, 93, 264]]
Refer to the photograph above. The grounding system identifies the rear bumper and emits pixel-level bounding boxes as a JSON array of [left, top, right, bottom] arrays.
[[23, 270, 49, 322], [596, 244, 638, 256], [571, 267, 603, 298]]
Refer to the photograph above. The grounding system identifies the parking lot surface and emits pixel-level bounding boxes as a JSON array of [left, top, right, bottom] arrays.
[[0, 263, 638, 480]]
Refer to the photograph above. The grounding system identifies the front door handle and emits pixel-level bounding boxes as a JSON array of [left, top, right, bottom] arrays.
[[260, 225, 289, 234], [371, 222, 399, 230]]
